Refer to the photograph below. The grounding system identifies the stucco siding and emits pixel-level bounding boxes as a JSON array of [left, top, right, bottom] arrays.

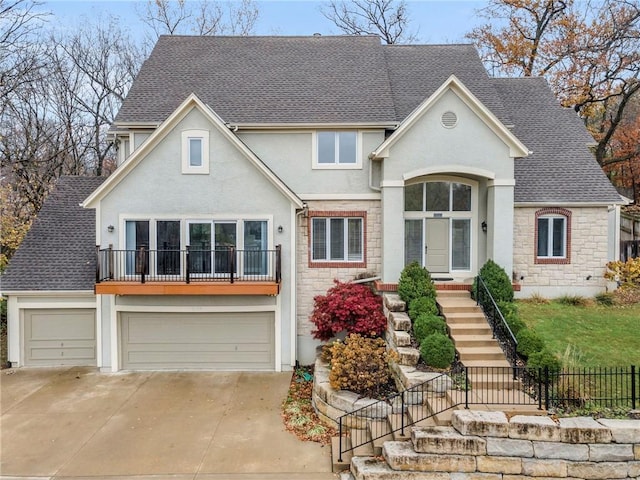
[[237, 130, 385, 195], [295, 200, 381, 364], [513, 206, 610, 297]]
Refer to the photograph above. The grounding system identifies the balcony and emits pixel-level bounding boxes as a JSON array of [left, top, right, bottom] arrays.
[[95, 246, 281, 296]]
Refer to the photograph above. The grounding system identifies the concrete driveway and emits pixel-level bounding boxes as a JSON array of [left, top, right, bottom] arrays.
[[0, 367, 334, 479]]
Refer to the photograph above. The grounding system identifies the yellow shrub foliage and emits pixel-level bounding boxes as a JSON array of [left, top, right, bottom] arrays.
[[605, 258, 640, 288], [329, 334, 397, 398]]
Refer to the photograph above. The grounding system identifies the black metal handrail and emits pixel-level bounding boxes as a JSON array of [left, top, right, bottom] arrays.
[[336, 365, 639, 461], [475, 275, 519, 366], [96, 245, 281, 284]]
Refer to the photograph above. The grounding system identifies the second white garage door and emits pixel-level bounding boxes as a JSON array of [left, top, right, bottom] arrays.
[[120, 311, 275, 370]]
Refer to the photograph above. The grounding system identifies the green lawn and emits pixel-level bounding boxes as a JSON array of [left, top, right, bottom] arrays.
[[517, 301, 640, 367]]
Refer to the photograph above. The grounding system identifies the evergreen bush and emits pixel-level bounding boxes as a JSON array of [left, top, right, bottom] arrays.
[[497, 300, 525, 336], [516, 328, 545, 358], [397, 262, 436, 304], [408, 296, 438, 320], [419, 333, 455, 369], [478, 259, 514, 303], [413, 313, 447, 343], [527, 348, 562, 380]]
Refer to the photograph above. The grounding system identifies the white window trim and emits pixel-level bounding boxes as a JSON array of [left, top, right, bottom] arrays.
[[181, 129, 209, 174], [536, 215, 567, 259], [311, 217, 364, 262], [312, 131, 362, 170]]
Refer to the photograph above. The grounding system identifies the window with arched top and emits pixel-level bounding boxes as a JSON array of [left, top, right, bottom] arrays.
[[535, 208, 571, 264]]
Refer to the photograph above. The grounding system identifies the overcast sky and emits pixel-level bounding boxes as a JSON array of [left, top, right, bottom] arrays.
[[42, 0, 485, 43]]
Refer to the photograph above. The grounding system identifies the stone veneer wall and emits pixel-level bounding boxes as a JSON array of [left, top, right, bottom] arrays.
[[513, 206, 609, 297], [353, 410, 640, 479], [296, 200, 381, 361]]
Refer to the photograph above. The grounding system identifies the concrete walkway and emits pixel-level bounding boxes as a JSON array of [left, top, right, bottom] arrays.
[[0, 367, 334, 479]]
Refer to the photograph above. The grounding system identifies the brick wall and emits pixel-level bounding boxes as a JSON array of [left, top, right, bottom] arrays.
[[296, 200, 381, 336], [513, 206, 609, 296]]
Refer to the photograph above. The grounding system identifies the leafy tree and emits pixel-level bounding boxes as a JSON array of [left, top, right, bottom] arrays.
[[321, 0, 417, 44], [467, 0, 640, 200]]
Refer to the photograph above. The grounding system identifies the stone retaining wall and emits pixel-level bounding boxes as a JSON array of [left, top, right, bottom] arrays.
[[353, 410, 640, 479]]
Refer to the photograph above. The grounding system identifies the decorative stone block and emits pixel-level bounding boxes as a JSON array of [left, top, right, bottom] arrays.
[[522, 458, 568, 477], [629, 461, 640, 478], [486, 438, 534, 458], [533, 441, 589, 461], [329, 390, 361, 413], [476, 456, 522, 474], [384, 294, 406, 312], [383, 441, 476, 472], [596, 419, 640, 444], [567, 461, 628, 479], [635, 444, 640, 460], [453, 410, 510, 438], [352, 398, 392, 419], [392, 330, 411, 347], [509, 415, 562, 442], [314, 380, 332, 402], [389, 311, 411, 332], [396, 347, 420, 366], [412, 426, 487, 455], [450, 473, 501, 480], [588, 443, 634, 462], [350, 456, 448, 480], [558, 417, 612, 444]]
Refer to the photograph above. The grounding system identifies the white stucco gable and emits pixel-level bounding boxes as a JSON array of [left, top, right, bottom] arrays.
[[82, 93, 303, 209], [369, 75, 530, 160]]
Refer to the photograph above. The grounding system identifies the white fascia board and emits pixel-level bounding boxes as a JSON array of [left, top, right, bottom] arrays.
[[370, 74, 530, 159], [0, 290, 95, 297], [299, 193, 381, 200], [514, 202, 617, 207], [230, 122, 397, 130], [82, 93, 303, 209]]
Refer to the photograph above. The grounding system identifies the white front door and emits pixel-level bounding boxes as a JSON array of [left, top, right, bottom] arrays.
[[425, 218, 449, 273]]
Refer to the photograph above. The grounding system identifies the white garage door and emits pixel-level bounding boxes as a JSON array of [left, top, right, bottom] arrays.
[[24, 309, 96, 366], [120, 312, 275, 370]]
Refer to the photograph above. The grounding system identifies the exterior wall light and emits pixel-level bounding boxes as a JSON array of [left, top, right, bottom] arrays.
[[107, 225, 115, 233], [481, 221, 487, 233], [277, 225, 284, 233]]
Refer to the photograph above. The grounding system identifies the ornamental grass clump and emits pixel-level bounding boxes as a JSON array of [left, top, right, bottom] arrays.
[[310, 280, 386, 341], [329, 334, 397, 398]]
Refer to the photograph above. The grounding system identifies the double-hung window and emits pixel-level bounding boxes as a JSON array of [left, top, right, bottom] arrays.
[[311, 216, 364, 264], [181, 130, 209, 174], [315, 131, 360, 168], [535, 208, 571, 264]]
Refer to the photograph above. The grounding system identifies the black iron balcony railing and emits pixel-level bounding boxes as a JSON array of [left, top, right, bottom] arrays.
[[96, 245, 281, 284]]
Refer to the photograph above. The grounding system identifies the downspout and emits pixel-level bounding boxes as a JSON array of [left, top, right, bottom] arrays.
[[291, 203, 308, 368]]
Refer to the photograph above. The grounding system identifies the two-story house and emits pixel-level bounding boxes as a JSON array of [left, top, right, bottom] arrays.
[[2, 35, 623, 372]]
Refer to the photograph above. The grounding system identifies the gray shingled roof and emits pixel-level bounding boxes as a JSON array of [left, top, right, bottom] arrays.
[[1, 176, 105, 291], [115, 35, 397, 125], [492, 77, 621, 204]]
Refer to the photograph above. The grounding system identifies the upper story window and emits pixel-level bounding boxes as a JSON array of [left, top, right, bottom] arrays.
[[314, 131, 361, 169], [535, 208, 571, 264], [181, 129, 209, 174], [405, 181, 472, 212]]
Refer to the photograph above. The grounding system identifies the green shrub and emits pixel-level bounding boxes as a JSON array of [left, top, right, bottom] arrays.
[[527, 348, 561, 380], [478, 259, 514, 303], [397, 262, 436, 304], [419, 333, 455, 369], [516, 329, 544, 358], [413, 313, 447, 343], [329, 334, 397, 398], [408, 296, 438, 320], [497, 300, 525, 336]]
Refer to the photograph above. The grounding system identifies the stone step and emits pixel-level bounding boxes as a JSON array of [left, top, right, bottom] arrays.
[[436, 290, 472, 298], [439, 303, 483, 314], [448, 323, 493, 336], [411, 425, 487, 455], [339, 470, 355, 480], [462, 359, 512, 368], [383, 293, 406, 312], [383, 440, 477, 472], [466, 371, 523, 390], [351, 456, 422, 480], [350, 428, 375, 456], [386, 329, 411, 347], [368, 420, 394, 456], [457, 346, 507, 361], [331, 436, 352, 472], [443, 312, 489, 324], [453, 335, 498, 348], [387, 413, 411, 441]]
